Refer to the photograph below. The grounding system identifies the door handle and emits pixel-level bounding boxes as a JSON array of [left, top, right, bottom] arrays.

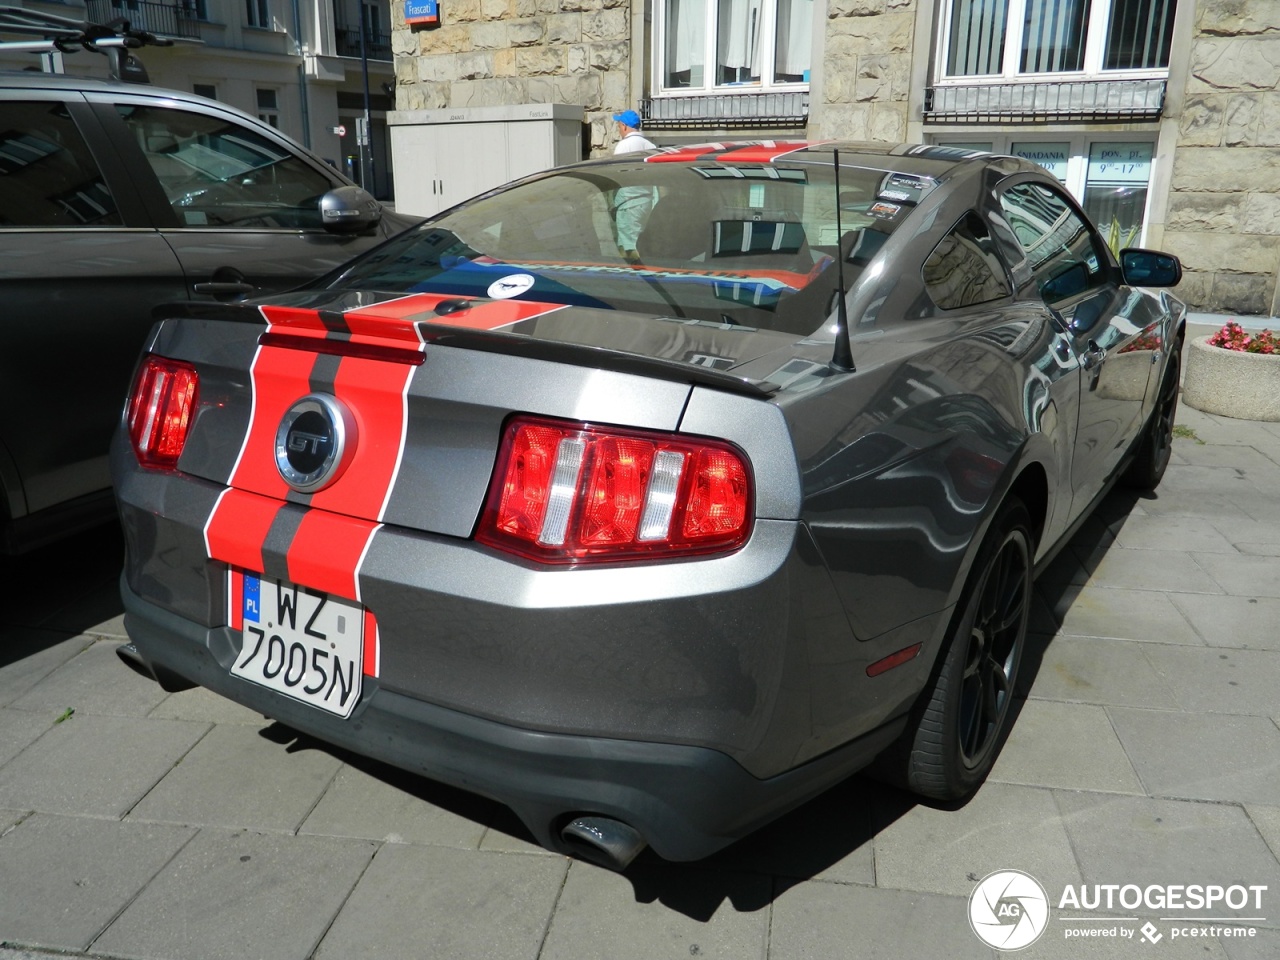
[[1080, 339, 1107, 370], [193, 281, 256, 296]]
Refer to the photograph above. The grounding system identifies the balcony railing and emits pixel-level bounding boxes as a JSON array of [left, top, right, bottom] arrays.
[[335, 25, 390, 61], [641, 91, 809, 130], [85, 0, 202, 40], [924, 79, 1167, 124]]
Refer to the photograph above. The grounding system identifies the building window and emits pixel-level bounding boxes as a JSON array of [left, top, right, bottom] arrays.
[[932, 135, 1155, 248], [193, 83, 217, 100], [246, 0, 270, 28], [657, 0, 812, 93], [941, 0, 1175, 79], [256, 88, 279, 128]]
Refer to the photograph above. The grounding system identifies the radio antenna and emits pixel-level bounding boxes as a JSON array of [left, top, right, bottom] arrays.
[[829, 147, 855, 373]]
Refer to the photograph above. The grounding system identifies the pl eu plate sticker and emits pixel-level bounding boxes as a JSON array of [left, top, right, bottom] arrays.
[[487, 273, 536, 299], [243, 574, 261, 623]]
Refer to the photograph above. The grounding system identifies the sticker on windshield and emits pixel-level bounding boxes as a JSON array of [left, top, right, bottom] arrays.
[[869, 202, 902, 220], [487, 274, 536, 300]]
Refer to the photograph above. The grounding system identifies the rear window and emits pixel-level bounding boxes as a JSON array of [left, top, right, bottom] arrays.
[[329, 159, 930, 335]]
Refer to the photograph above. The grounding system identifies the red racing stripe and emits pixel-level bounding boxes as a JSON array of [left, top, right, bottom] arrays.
[[285, 509, 383, 677], [712, 141, 821, 163], [205, 488, 285, 576], [308, 355, 414, 521], [227, 343, 314, 500], [645, 143, 731, 163]]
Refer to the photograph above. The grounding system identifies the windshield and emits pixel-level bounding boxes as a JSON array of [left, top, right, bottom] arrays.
[[329, 159, 927, 334]]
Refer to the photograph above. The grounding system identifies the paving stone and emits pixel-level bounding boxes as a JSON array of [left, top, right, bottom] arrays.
[[1110, 515, 1239, 553], [94, 828, 376, 960], [0, 809, 25, 832], [300, 762, 489, 849], [9, 640, 170, 718], [0, 814, 193, 951], [1193, 552, 1280, 598], [1021, 636, 1180, 709], [40, 584, 126, 641], [128, 723, 343, 833], [1169, 594, 1280, 650], [148, 685, 271, 725], [873, 782, 1081, 899], [479, 807, 563, 858], [1055, 793, 1280, 924], [317, 844, 565, 960], [1083, 547, 1226, 594], [1244, 805, 1280, 862], [0, 631, 90, 708], [0, 709, 53, 768], [703, 773, 879, 884], [0, 713, 207, 818], [768, 881, 989, 959], [1140, 645, 1280, 716], [1108, 708, 1280, 805], [1127, 487, 1253, 522], [1219, 925, 1280, 959], [1020, 925, 1231, 958], [1044, 585, 1203, 644], [1159, 465, 1272, 500], [536, 859, 768, 960], [989, 700, 1144, 795]]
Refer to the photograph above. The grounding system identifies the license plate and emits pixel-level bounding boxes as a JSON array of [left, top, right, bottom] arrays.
[[231, 573, 363, 718]]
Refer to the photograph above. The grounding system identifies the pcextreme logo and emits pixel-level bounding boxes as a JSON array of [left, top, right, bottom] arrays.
[[968, 871, 1269, 951]]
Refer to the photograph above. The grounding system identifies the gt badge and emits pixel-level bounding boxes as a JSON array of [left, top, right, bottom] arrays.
[[275, 394, 356, 493]]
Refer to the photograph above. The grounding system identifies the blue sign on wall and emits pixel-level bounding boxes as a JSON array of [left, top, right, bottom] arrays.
[[405, 0, 438, 23]]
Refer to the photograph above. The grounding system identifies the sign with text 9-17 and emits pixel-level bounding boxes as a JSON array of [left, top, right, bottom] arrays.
[[405, 0, 438, 24]]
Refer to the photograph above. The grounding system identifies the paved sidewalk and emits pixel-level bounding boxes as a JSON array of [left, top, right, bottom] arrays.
[[2, 341, 1279, 959]]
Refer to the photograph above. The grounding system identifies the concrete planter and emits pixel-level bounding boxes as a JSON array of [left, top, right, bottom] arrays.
[[1182, 335, 1280, 421]]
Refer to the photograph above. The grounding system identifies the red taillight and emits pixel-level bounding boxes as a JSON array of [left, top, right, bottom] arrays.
[[478, 416, 753, 563], [126, 356, 199, 469]]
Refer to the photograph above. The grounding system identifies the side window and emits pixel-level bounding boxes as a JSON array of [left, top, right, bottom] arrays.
[[0, 101, 121, 228], [999, 181, 1107, 306], [117, 105, 334, 229], [922, 212, 1010, 310]]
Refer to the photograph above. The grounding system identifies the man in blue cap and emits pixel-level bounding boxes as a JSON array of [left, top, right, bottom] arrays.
[[611, 110, 657, 259]]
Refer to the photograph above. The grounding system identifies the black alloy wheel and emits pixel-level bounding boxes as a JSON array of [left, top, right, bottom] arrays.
[[1123, 340, 1182, 490], [905, 498, 1033, 801]]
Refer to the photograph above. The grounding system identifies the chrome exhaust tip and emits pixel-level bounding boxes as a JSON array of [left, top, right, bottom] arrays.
[[560, 815, 646, 871]]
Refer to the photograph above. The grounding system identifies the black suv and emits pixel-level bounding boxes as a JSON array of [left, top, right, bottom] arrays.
[[0, 71, 418, 552]]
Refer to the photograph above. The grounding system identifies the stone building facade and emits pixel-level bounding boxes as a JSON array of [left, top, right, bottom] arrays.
[[391, 0, 1278, 317], [1163, 2, 1280, 317]]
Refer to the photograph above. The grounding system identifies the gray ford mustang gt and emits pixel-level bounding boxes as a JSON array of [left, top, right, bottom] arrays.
[[112, 141, 1185, 869]]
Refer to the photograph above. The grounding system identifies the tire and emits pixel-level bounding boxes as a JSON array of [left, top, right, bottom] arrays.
[[1122, 340, 1181, 491], [903, 498, 1033, 801]]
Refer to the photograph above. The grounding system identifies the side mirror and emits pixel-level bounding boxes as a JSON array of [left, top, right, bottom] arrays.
[[1119, 248, 1182, 288], [320, 185, 383, 234]]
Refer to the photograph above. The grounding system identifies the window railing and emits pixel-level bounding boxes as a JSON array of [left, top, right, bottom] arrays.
[[924, 78, 1166, 123], [86, 0, 202, 40], [335, 25, 390, 60], [641, 92, 809, 130]]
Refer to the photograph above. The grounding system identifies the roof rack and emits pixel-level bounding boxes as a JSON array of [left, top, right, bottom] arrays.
[[0, 5, 172, 82]]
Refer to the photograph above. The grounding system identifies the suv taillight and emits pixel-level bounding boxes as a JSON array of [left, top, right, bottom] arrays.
[[126, 356, 199, 469], [477, 415, 753, 563]]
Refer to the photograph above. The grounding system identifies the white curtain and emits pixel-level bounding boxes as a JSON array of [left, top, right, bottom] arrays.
[[774, 0, 812, 78], [666, 0, 705, 76], [717, 0, 762, 74]]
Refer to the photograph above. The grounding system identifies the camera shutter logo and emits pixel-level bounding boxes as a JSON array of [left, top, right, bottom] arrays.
[[969, 870, 1050, 950]]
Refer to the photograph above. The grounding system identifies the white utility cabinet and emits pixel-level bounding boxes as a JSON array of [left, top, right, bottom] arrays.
[[388, 103, 584, 217]]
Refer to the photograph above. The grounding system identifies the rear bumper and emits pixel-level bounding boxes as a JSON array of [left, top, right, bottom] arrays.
[[122, 578, 905, 861]]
